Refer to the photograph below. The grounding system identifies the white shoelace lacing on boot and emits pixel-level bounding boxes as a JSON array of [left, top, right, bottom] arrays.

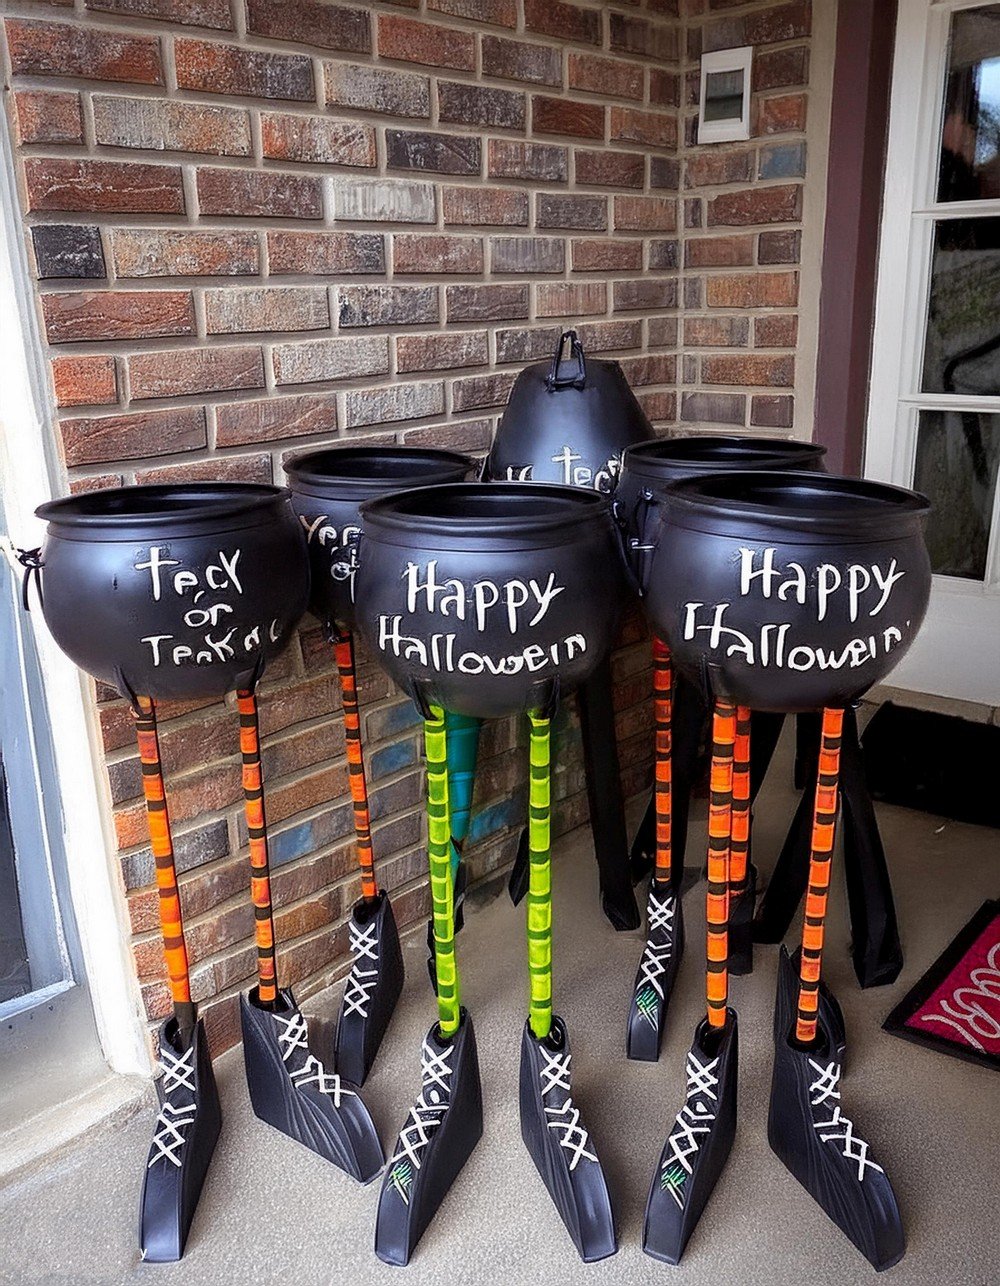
[[539, 1047, 597, 1172], [273, 1009, 356, 1109], [342, 919, 380, 1020], [808, 1058, 884, 1182], [660, 1050, 720, 1206]]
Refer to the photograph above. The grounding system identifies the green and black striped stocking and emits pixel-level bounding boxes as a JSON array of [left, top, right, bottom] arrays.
[[527, 711, 553, 1042], [424, 705, 461, 1039]]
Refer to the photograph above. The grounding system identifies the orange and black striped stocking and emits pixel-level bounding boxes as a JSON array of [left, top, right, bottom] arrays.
[[729, 705, 752, 901], [238, 689, 278, 1006], [795, 707, 844, 1044], [133, 697, 194, 1031], [706, 701, 735, 1028], [652, 636, 673, 886], [334, 630, 378, 903]]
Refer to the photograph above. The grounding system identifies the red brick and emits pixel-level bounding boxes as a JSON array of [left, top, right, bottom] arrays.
[[746, 3, 811, 45], [683, 316, 749, 347], [491, 236, 565, 274], [61, 406, 206, 466], [205, 287, 329, 335], [196, 167, 322, 219], [445, 283, 528, 322], [707, 184, 801, 226], [575, 149, 645, 189], [613, 278, 676, 311], [753, 46, 809, 92], [396, 331, 488, 373], [386, 129, 481, 175], [113, 229, 259, 277], [451, 372, 516, 412], [524, 0, 600, 46], [649, 69, 680, 107], [609, 12, 677, 60], [614, 194, 676, 232], [568, 54, 643, 101], [272, 335, 389, 385], [338, 284, 438, 327], [393, 234, 484, 274], [215, 393, 337, 447], [175, 38, 313, 101], [41, 289, 193, 342], [51, 355, 117, 407], [685, 234, 754, 267], [344, 381, 444, 427], [438, 82, 525, 130], [755, 314, 798, 348], [403, 419, 492, 452], [532, 96, 604, 139], [128, 346, 264, 400], [751, 395, 794, 428], [377, 15, 475, 70], [680, 391, 745, 425], [481, 35, 561, 86], [23, 159, 184, 214], [619, 354, 675, 386], [758, 229, 802, 264], [488, 139, 567, 183], [13, 90, 82, 145], [267, 230, 385, 275], [429, 0, 515, 24], [759, 93, 807, 135], [324, 62, 430, 118], [571, 238, 642, 272], [536, 281, 606, 317], [702, 354, 794, 387], [685, 149, 753, 187], [647, 316, 677, 347], [6, 18, 163, 84], [577, 319, 643, 352], [245, 0, 370, 52], [261, 114, 375, 167], [705, 271, 798, 308], [442, 186, 528, 226], [610, 106, 676, 148], [537, 193, 606, 230], [92, 95, 250, 156], [84, 0, 232, 26]]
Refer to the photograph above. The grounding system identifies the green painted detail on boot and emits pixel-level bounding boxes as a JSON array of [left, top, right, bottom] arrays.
[[636, 986, 659, 1027], [389, 1159, 413, 1205], [424, 706, 461, 1038], [527, 712, 552, 1042]]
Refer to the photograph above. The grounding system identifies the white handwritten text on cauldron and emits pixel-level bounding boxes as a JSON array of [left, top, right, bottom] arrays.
[[376, 560, 585, 674], [134, 545, 281, 667], [681, 548, 908, 671]]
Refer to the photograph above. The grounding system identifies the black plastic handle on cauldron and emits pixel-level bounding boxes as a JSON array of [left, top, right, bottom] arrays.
[[545, 330, 587, 392], [15, 546, 44, 612]]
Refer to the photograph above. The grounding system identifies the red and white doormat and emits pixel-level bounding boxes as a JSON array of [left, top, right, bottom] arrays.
[[884, 901, 1000, 1072]]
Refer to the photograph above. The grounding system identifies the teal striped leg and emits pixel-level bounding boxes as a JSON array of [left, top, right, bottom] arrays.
[[527, 712, 553, 1042], [444, 711, 481, 879], [424, 706, 461, 1038]]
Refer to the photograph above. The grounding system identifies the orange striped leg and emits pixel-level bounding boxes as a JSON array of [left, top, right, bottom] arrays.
[[334, 631, 378, 903], [133, 697, 194, 1035], [238, 689, 278, 1006], [795, 708, 844, 1045], [729, 706, 751, 899], [652, 637, 673, 886], [706, 702, 736, 1028]]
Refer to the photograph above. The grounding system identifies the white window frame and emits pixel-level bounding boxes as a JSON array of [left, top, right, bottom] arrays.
[[698, 47, 754, 145], [866, 0, 1000, 706]]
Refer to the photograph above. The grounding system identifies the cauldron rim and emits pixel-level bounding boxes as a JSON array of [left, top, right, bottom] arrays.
[[664, 470, 930, 536], [623, 435, 827, 478], [36, 482, 290, 537], [284, 445, 473, 498]]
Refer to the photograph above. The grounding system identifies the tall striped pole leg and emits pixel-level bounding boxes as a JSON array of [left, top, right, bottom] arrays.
[[133, 697, 195, 1040], [424, 705, 461, 1038], [333, 630, 377, 902], [706, 702, 736, 1029], [652, 638, 673, 887], [237, 689, 278, 1006], [728, 705, 755, 975], [526, 711, 552, 1042], [795, 707, 844, 1045]]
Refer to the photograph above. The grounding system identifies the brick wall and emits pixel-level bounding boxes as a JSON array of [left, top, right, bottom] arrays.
[[1, 0, 683, 1056]]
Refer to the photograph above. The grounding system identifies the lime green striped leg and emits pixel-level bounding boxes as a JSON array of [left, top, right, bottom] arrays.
[[527, 711, 553, 1042], [424, 705, 461, 1039]]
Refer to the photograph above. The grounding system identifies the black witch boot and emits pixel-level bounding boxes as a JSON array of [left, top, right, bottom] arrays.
[[727, 863, 757, 976], [768, 998, 904, 1270], [241, 987, 383, 1182], [375, 1011, 484, 1265], [520, 1016, 617, 1262], [336, 890, 404, 1087], [773, 945, 846, 1072], [642, 1010, 738, 1264], [626, 882, 685, 1062], [140, 1016, 221, 1263]]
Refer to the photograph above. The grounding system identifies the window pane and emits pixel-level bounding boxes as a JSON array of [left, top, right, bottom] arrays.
[[913, 409, 1000, 579], [921, 218, 1000, 394], [938, 5, 1000, 201]]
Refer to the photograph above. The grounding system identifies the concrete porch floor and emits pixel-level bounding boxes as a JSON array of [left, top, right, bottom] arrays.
[[2, 740, 998, 1286]]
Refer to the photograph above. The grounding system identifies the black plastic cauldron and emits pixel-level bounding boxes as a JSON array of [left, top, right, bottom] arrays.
[[283, 446, 473, 633], [616, 435, 827, 591], [643, 472, 931, 713], [353, 483, 627, 719], [483, 330, 654, 493], [32, 484, 308, 701]]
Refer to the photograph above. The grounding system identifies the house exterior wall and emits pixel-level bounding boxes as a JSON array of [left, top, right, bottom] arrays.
[[0, 0, 833, 1063]]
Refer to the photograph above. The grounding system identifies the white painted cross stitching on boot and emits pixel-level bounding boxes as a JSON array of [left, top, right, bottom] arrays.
[[647, 889, 676, 936], [808, 1058, 884, 1182], [148, 1100, 196, 1169], [273, 1010, 356, 1108], [539, 1046, 572, 1097], [637, 941, 671, 999], [544, 1099, 597, 1171], [389, 1038, 453, 1173], [343, 919, 379, 1020], [661, 1051, 720, 1201], [160, 1043, 195, 1095]]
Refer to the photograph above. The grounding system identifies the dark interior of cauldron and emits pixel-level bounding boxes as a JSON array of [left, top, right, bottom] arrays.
[[378, 487, 597, 520], [636, 436, 819, 462], [291, 449, 462, 480], [686, 473, 925, 516], [42, 484, 275, 520]]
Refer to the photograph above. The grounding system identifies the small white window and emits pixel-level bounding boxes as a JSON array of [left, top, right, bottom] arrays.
[[698, 46, 753, 144]]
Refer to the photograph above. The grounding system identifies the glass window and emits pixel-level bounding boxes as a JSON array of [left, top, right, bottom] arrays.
[[938, 5, 1000, 202], [921, 217, 1000, 394], [913, 409, 1000, 579]]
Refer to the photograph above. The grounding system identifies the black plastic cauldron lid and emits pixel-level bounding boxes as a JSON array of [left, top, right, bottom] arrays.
[[360, 481, 609, 544], [624, 434, 826, 474], [36, 483, 290, 533], [283, 445, 473, 495], [665, 471, 930, 535]]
